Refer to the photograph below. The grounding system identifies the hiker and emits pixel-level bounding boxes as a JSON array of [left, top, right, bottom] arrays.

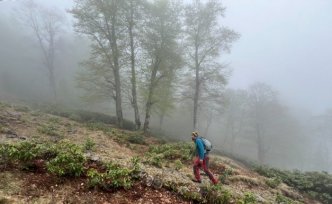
[[191, 131, 218, 185]]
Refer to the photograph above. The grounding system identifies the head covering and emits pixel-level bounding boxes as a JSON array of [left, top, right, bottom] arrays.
[[192, 131, 198, 137]]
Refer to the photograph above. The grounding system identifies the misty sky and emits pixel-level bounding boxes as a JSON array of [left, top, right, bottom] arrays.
[[1, 0, 332, 114], [222, 0, 332, 114]]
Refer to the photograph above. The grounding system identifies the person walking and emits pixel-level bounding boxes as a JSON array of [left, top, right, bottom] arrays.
[[191, 131, 218, 185]]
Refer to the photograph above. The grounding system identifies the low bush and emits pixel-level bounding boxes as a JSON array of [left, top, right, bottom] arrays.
[[275, 193, 294, 204], [84, 138, 96, 151], [46, 140, 86, 177], [253, 165, 332, 204], [0, 141, 57, 170], [126, 135, 146, 145], [145, 152, 164, 168], [265, 177, 281, 188], [174, 159, 183, 170], [219, 167, 234, 184], [145, 142, 194, 168], [87, 160, 138, 190], [201, 184, 233, 204], [237, 192, 257, 204], [0, 143, 17, 168], [148, 143, 194, 162]]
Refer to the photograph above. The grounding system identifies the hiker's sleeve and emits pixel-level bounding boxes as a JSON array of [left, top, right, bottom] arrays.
[[195, 139, 205, 160]]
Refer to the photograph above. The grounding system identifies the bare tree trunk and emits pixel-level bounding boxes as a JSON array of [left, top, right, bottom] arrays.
[[159, 113, 164, 131], [48, 68, 57, 103], [143, 100, 152, 133], [143, 60, 159, 133], [48, 31, 57, 104], [128, 2, 141, 130], [111, 12, 123, 128], [203, 111, 213, 137], [193, 43, 200, 130], [256, 122, 265, 164], [230, 122, 235, 155], [36, 22, 58, 103]]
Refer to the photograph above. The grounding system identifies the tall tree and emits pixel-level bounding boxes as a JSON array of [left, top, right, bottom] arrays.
[[221, 89, 249, 154], [248, 83, 281, 164], [184, 0, 239, 130], [70, 0, 124, 127], [123, 0, 145, 130], [141, 0, 182, 133], [153, 71, 178, 131], [20, 0, 65, 103]]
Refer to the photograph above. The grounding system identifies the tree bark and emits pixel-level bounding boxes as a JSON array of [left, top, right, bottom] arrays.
[[143, 59, 160, 133], [256, 122, 265, 164], [111, 9, 123, 128], [128, 1, 141, 130], [193, 42, 200, 130]]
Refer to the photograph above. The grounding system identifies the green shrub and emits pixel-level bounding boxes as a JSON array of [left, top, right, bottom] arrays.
[[147, 142, 194, 162], [266, 177, 281, 188], [84, 138, 96, 151], [275, 193, 294, 204], [163, 181, 203, 202], [126, 135, 146, 145], [130, 156, 141, 179], [181, 191, 202, 202], [0, 142, 57, 170], [86, 168, 105, 189], [219, 167, 234, 184], [174, 159, 183, 170], [145, 142, 194, 168], [48, 117, 60, 124], [0, 144, 17, 167], [238, 192, 257, 204], [87, 162, 133, 190], [46, 141, 86, 177], [145, 152, 164, 168], [202, 184, 232, 204], [253, 165, 332, 204]]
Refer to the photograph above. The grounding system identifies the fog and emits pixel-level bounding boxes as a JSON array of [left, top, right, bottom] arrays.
[[222, 0, 332, 114], [0, 0, 331, 173]]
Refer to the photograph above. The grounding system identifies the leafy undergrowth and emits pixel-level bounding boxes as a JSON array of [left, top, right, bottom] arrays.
[[253, 165, 332, 204], [0, 102, 326, 204]]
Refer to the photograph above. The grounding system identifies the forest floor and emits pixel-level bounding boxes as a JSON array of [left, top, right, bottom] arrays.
[[0, 102, 322, 204]]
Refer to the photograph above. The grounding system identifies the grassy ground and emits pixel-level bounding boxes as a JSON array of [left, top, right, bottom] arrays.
[[0, 102, 322, 204]]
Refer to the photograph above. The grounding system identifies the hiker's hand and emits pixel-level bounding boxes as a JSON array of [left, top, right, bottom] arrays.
[[199, 159, 203, 165]]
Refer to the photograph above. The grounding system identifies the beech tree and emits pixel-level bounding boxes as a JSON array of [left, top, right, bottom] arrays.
[[141, 0, 182, 133], [70, 0, 124, 127], [122, 0, 146, 130], [184, 0, 239, 129], [20, 0, 65, 103]]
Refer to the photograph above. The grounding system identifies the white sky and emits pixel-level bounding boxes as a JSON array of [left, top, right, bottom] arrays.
[[222, 0, 332, 114], [1, 0, 332, 114]]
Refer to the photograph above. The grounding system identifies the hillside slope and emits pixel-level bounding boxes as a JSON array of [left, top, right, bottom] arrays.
[[0, 102, 322, 204]]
